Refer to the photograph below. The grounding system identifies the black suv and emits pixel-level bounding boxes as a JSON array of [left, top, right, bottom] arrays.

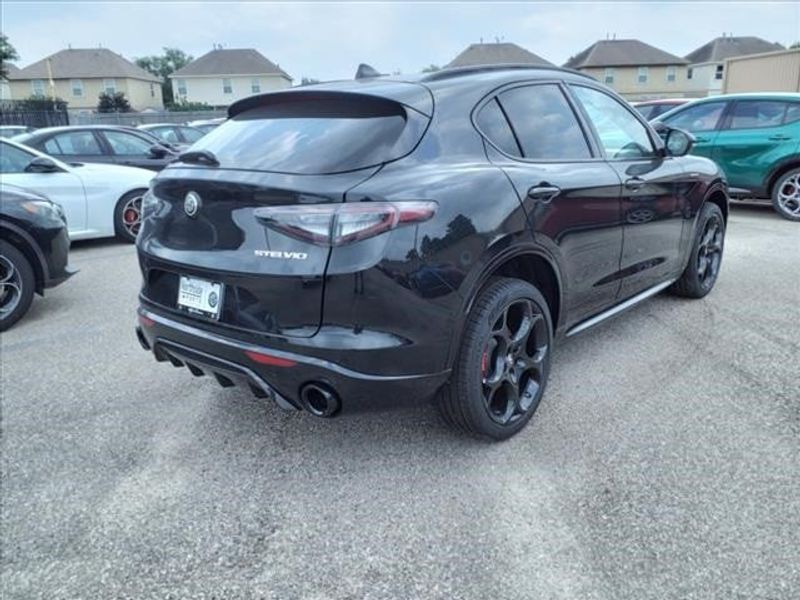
[[136, 66, 728, 440]]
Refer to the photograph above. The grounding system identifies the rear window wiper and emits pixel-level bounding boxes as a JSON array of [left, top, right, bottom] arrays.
[[177, 149, 219, 167]]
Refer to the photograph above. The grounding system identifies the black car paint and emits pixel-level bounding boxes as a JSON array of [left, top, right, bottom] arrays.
[[1, 184, 75, 293], [136, 67, 727, 414]]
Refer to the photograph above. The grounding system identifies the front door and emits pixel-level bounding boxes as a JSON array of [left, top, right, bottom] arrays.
[[659, 99, 729, 161]]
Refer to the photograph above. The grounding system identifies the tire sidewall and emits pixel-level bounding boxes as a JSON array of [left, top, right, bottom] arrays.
[[771, 168, 800, 222], [687, 203, 725, 296], [0, 241, 36, 332]]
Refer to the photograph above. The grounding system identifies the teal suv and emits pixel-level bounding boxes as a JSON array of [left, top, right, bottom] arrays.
[[656, 93, 800, 221]]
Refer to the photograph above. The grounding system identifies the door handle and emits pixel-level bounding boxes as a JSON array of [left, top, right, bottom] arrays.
[[625, 177, 645, 191], [527, 183, 561, 203], [768, 135, 791, 141]]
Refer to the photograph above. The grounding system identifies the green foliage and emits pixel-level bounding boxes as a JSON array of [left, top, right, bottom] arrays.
[[15, 96, 68, 111], [168, 100, 212, 112], [300, 77, 320, 86], [97, 91, 132, 113], [135, 47, 193, 105], [421, 64, 441, 73], [1, 33, 20, 79], [790, 41, 800, 49]]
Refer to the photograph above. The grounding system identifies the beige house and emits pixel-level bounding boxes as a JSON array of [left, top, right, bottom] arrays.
[[446, 42, 553, 68], [723, 48, 800, 93], [170, 48, 291, 108], [564, 39, 690, 100], [7, 48, 163, 112]]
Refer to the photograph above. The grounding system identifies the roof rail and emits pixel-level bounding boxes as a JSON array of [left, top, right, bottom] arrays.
[[422, 63, 595, 82]]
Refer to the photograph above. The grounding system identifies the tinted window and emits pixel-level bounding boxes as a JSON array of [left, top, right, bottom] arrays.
[[662, 102, 726, 132], [191, 95, 426, 174], [178, 127, 204, 143], [0, 143, 34, 173], [571, 86, 655, 159], [784, 103, 800, 124], [51, 131, 103, 155], [728, 101, 787, 130], [475, 99, 521, 157], [498, 84, 591, 160], [43, 138, 61, 154], [151, 127, 180, 144], [635, 105, 659, 120], [104, 130, 154, 155]]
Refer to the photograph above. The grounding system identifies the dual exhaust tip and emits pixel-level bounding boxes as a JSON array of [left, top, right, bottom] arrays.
[[299, 382, 341, 418]]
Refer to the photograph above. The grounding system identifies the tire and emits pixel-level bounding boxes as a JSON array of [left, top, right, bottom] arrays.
[[670, 202, 725, 298], [114, 189, 147, 243], [771, 168, 800, 221], [439, 278, 553, 441], [0, 241, 35, 332]]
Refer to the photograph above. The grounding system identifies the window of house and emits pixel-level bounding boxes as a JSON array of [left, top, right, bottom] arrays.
[[150, 83, 155, 98], [687, 68, 693, 80], [31, 79, 46, 96], [70, 79, 84, 97], [637, 67, 649, 84], [251, 78, 261, 94], [176, 79, 187, 97], [604, 68, 615, 85], [103, 78, 117, 94], [666, 66, 677, 83], [222, 78, 233, 94], [715, 65, 724, 80]]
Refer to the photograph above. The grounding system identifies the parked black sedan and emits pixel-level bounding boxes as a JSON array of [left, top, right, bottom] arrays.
[[12, 126, 177, 171], [138, 124, 206, 150], [1, 183, 76, 330]]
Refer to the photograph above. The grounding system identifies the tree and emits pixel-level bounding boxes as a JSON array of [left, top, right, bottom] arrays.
[[97, 91, 131, 113], [135, 47, 193, 105], [169, 100, 212, 112], [790, 41, 800, 49], [300, 77, 320, 86], [1, 34, 19, 79], [421, 64, 441, 73]]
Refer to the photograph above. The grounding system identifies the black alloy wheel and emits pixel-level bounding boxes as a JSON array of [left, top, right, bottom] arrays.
[[670, 202, 725, 298]]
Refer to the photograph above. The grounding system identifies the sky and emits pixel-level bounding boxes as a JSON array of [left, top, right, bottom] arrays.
[[3, 1, 799, 81]]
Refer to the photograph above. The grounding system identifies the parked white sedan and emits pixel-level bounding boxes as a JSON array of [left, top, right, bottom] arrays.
[[0, 138, 154, 242]]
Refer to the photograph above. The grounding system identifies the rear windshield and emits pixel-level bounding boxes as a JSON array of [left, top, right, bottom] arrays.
[[189, 94, 428, 174]]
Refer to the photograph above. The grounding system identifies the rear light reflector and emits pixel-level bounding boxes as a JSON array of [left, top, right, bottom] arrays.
[[254, 201, 436, 246], [139, 314, 155, 328], [244, 350, 297, 368]]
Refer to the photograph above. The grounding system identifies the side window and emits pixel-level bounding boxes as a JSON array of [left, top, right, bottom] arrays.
[[571, 85, 655, 159], [728, 101, 787, 130], [104, 130, 153, 155], [43, 138, 62, 154], [51, 131, 103, 156], [784, 103, 800, 124], [178, 127, 204, 143], [498, 84, 591, 160], [0, 143, 34, 173], [153, 127, 179, 144], [475, 99, 521, 157], [660, 101, 726, 133]]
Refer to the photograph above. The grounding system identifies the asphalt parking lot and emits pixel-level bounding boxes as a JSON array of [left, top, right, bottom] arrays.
[[2, 204, 798, 599]]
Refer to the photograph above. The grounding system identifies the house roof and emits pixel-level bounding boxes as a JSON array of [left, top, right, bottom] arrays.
[[446, 42, 553, 68], [171, 48, 291, 79], [3, 63, 20, 76], [685, 36, 785, 64], [564, 39, 689, 68], [8, 48, 161, 82]]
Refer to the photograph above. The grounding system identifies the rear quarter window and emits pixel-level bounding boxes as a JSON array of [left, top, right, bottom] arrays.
[[475, 99, 521, 157]]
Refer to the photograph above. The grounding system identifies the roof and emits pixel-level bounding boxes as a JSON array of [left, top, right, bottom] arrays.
[[564, 39, 689, 68], [8, 48, 160, 82], [2, 63, 19, 77], [171, 49, 290, 79], [446, 42, 553, 68], [685, 36, 784, 64]]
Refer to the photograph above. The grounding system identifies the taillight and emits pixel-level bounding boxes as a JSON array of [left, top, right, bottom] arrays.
[[254, 201, 436, 247]]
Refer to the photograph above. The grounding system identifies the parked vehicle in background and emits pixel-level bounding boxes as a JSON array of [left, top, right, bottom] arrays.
[[633, 98, 690, 120], [13, 126, 177, 171], [188, 118, 226, 134], [1, 183, 75, 330], [0, 125, 36, 139], [136, 66, 728, 440], [0, 139, 154, 242], [656, 93, 800, 221], [138, 124, 205, 150]]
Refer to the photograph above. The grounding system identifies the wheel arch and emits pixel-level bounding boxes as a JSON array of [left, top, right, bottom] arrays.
[[0, 221, 48, 294], [704, 181, 729, 224], [765, 158, 800, 198]]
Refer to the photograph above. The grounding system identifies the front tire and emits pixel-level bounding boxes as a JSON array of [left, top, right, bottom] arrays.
[[114, 189, 146, 243], [771, 168, 800, 221], [439, 278, 553, 441], [670, 202, 725, 298], [0, 241, 35, 332]]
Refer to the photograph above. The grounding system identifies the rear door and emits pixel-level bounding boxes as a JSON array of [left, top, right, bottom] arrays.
[[477, 82, 624, 325], [712, 99, 800, 193], [659, 100, 729, 160]]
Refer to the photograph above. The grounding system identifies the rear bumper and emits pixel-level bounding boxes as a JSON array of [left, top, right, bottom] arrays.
[[136, 307, 450, 414]]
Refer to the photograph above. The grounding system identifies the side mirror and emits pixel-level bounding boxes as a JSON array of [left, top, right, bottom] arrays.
[[24, 156, 61, 173], [148, 144, 169, 158], [664, 128, 694, 157]]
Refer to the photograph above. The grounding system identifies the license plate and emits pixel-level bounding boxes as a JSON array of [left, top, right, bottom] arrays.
[[177, 276, 223, 319]]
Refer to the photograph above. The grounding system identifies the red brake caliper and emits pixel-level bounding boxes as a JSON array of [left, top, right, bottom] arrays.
[[124, 209, 137, 224], [481, 349, 489, 378]]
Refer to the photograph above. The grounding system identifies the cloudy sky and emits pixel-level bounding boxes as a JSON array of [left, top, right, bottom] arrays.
[[3, 2, 799, 80]]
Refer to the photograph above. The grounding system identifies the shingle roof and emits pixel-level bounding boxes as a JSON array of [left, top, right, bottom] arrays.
[[8, 48, 160, 82], [564, 39, 688, 68], [171, 49, 290, 79], [446, 42, 553, 68], [685, 36, 785, 64], [3, 63, 20, 76]]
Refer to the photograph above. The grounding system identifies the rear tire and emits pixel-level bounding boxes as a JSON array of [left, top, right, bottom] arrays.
[[0, 241, 35, 332], [771, 168, 800, 221], [114, 189, 146, 243], [439, 278, 553, 441], [670, 202, 725, 298]]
